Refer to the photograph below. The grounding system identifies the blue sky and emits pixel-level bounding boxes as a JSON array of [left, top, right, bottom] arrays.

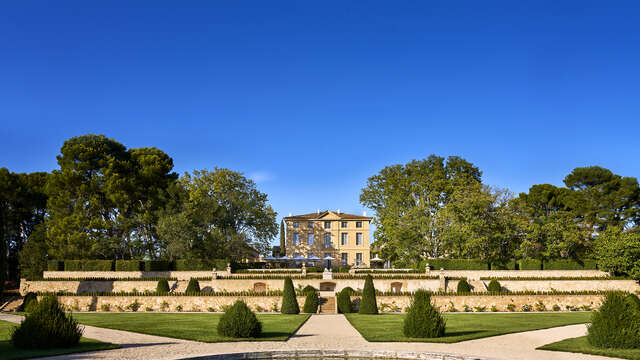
[[1, 1, 639, 244]]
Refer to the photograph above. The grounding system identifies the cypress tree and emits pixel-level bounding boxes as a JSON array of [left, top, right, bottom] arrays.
[[403, 290, 446, 338], [457, 279, 471, 293], [185, 278, 200, 293], [156, 279, 170, 293], [279, 220, 286, 256], [337, 287, 353, 313], [487, 279, 501, 292], [302, 289, 319, 313], [281, 277, 299, 314], [358, 275, 378, 314]]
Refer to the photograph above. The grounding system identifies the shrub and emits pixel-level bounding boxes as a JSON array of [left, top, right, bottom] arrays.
[[174, 258, 228, 270], [303, 289, 319, 313], [302, 285, 316, 295], [185, 278, 200, 294], [587, 291, 640, 349], [21, 292, 38, 312], [463, 304, 471, 312], [518, 259, 543, 270], [490, 305, 498, 312], [456, 279, 471, 293], [47, 260, 64, 271], [490, 260, 516, 270], [506, 303, 516, 312], [446, 301, 456, 312], [175, 305, 183, 312], [403, 290, 446, 338], [126, 300, 141, 312], [359, 275, 378, 314], [552, 304, 561, 311], [156, 279, 170, 293], [217, 300, 262, 338], [337, 288, 353, 313], [521, 304, 532, 312], [543, 259, 588, 270], [487, 279, 501, 292], [100, 304, 111, 312], [281, 277, 299, 314], [115, 260, 143, 271], [535, 301, 547, 312], [474, 306, 486, 312], [144, 260, 171, 272], [11, 295, 83, 349], [425, 259, 488, 270]]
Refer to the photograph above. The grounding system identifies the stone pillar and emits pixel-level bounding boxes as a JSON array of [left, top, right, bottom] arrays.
[[425, 263, 430, 274], [301, 263, 307, 276], [439, 270, 447, 292], [212, 268, 217, 280], [226, 263, 232, 274]]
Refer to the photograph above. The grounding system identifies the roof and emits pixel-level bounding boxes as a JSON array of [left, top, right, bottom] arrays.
[[284, 210, 372, 221]]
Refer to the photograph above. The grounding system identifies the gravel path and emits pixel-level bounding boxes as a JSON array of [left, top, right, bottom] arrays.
[[0, 313, 620, 360]]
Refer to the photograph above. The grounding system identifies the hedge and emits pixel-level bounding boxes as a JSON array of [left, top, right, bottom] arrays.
[[490, 260, 517, 270], [63, 260, 113, 271], [115, 260, 143, 271], [144, 260, 171, 272], [544, 259, 598, 270], [174, 259, 228, 271], [426, 259, 489, 270], [518, 259, 543, 270], [47, 261, 63, 271]]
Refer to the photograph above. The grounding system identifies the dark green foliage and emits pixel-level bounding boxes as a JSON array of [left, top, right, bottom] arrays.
[[490, 260, 516, 270], [587, 291, 640, 349], [425, 259, 489, 270], [63, 260, 113, 271], [185, 278, 200, 293], [456, 279, 471, 293], [518, 259, 543, 270], [337, 288, 353, 313], [11, 295, 83, 349], [216, 300, 262, 338], [115, 260, 143, 271], [543, 259, 589, 270], [21, 292, 38, 312], [280, 277, 299, 314], [47, 260, 64, 271], [403, 290, 446, 338], [487, 279, 502, 292], [359, 275, 378, 314], [303, 289, 319, 313], [174, 259, 227, 270], [302, 285, 316, 295], [144, 260, 171, 272], [156, 279, 170, 293]]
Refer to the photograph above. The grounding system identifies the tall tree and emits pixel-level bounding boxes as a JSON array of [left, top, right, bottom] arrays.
[[279, 220, 286, 256], [360, 155, 482, 262]]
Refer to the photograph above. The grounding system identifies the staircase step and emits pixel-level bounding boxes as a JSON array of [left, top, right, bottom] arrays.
[[318, 296, 336, 314]]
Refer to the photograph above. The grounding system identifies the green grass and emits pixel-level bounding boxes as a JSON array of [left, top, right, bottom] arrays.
[[345, 312, 592, 343], [0, 320, 119, 360], [71, 313, 310, 342], [538, 336, 640, 360]]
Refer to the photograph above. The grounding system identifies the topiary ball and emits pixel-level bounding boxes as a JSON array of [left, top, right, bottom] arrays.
[[403, 290, 446, 338], [156, 279, 170, 293], [456, 279, 471, 293], [217, 301, 262, 338], [487, 279, 501, 293], [587, 291, 640, 349]]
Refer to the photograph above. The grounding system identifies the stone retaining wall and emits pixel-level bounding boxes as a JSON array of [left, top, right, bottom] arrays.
[[433, 269, 608, 280]]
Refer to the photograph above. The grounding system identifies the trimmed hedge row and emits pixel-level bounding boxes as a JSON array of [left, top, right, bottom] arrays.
[[422, 258, 598, 271], [426, 259, 490, 270], [47, 259, 230, 272]]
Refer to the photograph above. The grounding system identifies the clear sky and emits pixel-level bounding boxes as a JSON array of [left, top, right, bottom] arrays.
[[1, 1, 639, 244]]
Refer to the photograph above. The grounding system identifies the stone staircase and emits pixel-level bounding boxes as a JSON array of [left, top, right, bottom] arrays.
[[318, 296, 336, 314], [0, 295, 22, 312]]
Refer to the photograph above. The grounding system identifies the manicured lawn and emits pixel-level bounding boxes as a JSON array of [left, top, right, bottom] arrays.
[[0, 320, 119, 360], [538, 336, 640, 360], [72, 313, 311, 342], [345, 312, 592, 343]]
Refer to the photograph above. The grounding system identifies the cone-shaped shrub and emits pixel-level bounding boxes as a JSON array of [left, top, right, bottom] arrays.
[[217, 300, 262, 338], [359, 275, 378, 314], [11, 295, 83, 349], [587, 291, 640, 349], [487, 279, 501, 292], [302, 285, 316, 295], [156, 279, 170, 293], [185, 278, 200, 293], [337, 288, 353, 313], [281, 277, 299, 314], [21, 292, 38, 312], [403, 290, 446, 338], [303, 289, 319, 313], [456, 279, 471, 293]]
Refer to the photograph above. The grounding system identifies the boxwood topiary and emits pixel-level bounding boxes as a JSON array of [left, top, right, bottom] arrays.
[[587, 291, 640, 349], [281, 277, 299, 314], [403, 290, 446, 338], [156, 279, 170, 293], [456, 279, 471, 293], [487, 279, 502, 292], [358, 275, 378, 314], [185, 278, 200, 294], [216, 300, 262, 338], [302, 285, 316, 295], [303, 289, 319, 313], [11, 295, 83, 349], [337, 287, 354, 313]]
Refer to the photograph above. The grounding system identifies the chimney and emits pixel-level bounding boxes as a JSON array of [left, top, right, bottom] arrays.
[[363, 211, 367, 216]]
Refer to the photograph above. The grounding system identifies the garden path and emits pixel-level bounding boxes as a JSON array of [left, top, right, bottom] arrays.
[[0, 313, 620, 360]]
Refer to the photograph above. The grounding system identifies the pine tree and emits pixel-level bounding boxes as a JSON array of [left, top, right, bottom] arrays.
[[358, 275, 378, 314], [281, 277, 299, 314]]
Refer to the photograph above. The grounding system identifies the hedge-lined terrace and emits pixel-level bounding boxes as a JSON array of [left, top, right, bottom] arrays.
[[414, 258, 599, 271], [47, 259, 231, 272]]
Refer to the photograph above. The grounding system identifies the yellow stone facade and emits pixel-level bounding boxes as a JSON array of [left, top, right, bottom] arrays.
[[284, 210, 371, 267]]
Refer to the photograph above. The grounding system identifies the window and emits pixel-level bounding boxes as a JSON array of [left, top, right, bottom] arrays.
[[341, 253, 348, 266], [307, 221, 313, 229], [293, 221, 299, 228], [308, 233, 314, 245], [341, 233, 348, 246], [356, 233, 363, 246], [324, 221, 331, 229], [341, 221, 347, 228], [293, 233, 299, 246], [356, 221, 362, 228], [324, 233, 331, 248], [356, 253, 363, 265]]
